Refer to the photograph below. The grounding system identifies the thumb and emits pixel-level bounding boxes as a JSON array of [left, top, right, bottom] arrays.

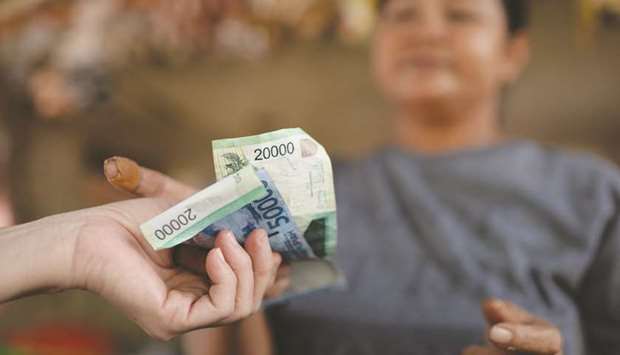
[[488, 322, 563, 355], [104, 156, 195, 201]]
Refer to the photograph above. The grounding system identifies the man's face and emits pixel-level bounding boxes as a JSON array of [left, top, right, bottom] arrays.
[[372, 0, 524, 107]]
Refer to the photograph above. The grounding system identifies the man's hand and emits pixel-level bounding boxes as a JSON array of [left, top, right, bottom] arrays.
[[463, 299, 563, 355]]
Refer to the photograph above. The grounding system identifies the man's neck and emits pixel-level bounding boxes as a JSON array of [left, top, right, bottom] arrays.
[[393, 99, 504, 154]]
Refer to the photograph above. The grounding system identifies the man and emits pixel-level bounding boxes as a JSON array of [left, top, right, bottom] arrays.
[[177, 0, 619, 354]]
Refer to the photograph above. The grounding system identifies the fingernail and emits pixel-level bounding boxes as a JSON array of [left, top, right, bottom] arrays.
[[490, 326, 513, 344], [104, 158, 120, 179], [104, 157, 141, 191]]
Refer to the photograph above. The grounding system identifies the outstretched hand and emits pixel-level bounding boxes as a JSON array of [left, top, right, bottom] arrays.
[[0, 162, 281, 340], [463, 299, 563, 355], [66, 156, 284, 340], [18, 157, 283, 340]]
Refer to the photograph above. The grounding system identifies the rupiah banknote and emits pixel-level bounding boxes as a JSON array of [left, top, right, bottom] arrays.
[[140, 128, 342, 302], [140, 165, 266, 250], [140, 166, 314, 260], [189, 168, 315, 260], [212, 128, 337, 258]]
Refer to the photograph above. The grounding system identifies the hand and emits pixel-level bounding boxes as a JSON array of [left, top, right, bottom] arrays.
[[73, 200, 281, 340], [104, 156, 292, 300], [462, 298, 563, 355], [0, 157, 282, 341]]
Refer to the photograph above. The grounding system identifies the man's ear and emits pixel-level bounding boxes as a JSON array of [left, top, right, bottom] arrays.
[[501, 32, 530, 85]]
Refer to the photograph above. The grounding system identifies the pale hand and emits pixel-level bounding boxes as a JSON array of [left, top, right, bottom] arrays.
[[71, 198, 281, 340], [0, 160, 281, 341]]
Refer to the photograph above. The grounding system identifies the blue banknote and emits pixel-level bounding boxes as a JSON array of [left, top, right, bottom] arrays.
[[189, 169, 315, 261]]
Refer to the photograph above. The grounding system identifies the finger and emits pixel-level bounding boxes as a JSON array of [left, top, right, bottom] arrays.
[[215, 230, 254, 321], [265, 273, 291, 299], [244, 229, 280, 310], [461, 345, 504, 355], [104, 156, 195, 200], [488, 323, 563, 355], [277, 264, 292, 278], [482, 298, 539, 325], [265, 264, 291, 298], [188, 248, 236, 326], [173, 245, 208, 275]]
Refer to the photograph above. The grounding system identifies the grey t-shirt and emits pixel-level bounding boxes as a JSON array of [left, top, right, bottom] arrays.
[[267, 141, 620, 355]]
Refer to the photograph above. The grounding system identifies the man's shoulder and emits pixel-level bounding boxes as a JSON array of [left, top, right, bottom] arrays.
[[530, 143, 620, 187], [333, 150, 392, 179]]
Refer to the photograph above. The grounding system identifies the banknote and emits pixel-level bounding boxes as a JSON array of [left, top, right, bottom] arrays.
[[212, 128, 337, 258], [189, 168, 316, 260], [140, 166, 267, 250]]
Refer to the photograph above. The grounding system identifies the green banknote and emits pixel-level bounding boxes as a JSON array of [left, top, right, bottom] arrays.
[[212, 128, 337, 258], [140, 166, 267, 250]]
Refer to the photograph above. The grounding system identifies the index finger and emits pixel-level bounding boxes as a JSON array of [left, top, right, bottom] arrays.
[[482, 298, 541, 325], [104, 156, 195, 200]]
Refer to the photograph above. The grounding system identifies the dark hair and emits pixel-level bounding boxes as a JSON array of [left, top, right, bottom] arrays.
[[501, 0, 530, 34], [378, 0, 530, 35]]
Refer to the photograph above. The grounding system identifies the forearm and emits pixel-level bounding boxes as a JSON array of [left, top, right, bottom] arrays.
[[0, 214, 80, 303], [182, 325, 236, 355], [182, 312, 273, 355], [238, 311, 273, 355]]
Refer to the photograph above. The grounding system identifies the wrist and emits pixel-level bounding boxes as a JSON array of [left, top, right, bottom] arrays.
[[0, 212, 83, 303]]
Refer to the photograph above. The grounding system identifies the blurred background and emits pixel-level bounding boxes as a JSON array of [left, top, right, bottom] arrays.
[[0, 0, 619, 353]]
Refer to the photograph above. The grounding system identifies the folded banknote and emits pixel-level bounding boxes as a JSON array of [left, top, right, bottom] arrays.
[[189, 168, 316, 260], [140, 128, 342, 302], [139, 165, 266, 250], [140, 166, 317, 261], [212, 128, 337, 258]]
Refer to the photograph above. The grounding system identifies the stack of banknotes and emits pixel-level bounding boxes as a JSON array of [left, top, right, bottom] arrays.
[[140, 128, 342, 298]]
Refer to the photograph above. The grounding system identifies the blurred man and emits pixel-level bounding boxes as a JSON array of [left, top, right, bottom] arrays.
[[177, 0, 619, 354]]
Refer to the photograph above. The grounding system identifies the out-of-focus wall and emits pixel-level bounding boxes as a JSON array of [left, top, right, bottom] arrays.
[[109, 0, 620, 161], [507, 1, 620, 155]]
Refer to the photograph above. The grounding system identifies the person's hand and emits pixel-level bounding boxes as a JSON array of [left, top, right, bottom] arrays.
[[0, 188, 281, 340], [103, 156, 292, 300], [71, 200, 281, 340], [462, 299, 563, 355], [64, 156, 284, 340]]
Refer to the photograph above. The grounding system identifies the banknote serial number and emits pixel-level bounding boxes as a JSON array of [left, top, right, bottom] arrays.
[[253, 142, 295, 161], [154, 208, 197, 240], [253, 184, 290, 237]]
